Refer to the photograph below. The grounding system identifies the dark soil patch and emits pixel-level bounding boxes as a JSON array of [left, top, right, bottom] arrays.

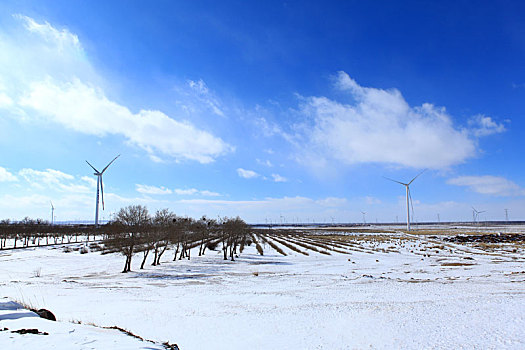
[[444, 234, 525, 243]]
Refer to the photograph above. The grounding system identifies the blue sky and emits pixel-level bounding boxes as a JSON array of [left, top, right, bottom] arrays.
[[0, 0, 524, 223]]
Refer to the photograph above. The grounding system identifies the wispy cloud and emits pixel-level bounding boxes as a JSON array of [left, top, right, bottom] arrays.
[[271, 173, 287, 182], [256, 159, 273, 167], [136, 184, 221, 197], [237, 168, 259, 179], [187, 79, 225, 117], [14, 14, 82, 51], [136, 184, 173, 195], [447, 175, 525, 196], [174, 188, 219, 196], [468, 114, 506, 137]]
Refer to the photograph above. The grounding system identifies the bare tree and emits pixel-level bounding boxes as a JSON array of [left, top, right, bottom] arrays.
[[222, 217, 249, 261], [151, 209, 176, 266], [104, 205, 151, 273]]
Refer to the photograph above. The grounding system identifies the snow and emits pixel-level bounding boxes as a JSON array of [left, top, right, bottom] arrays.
[[0, 229, 524, 349], [0, 300, 166, 349]]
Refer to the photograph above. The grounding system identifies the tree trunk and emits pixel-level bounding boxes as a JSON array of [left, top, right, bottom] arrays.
[[152, 245, 158, 266], [173, 242, 180, 261], [179, 243, 186, 260], [140, 249, 149, 269], [156, 242, 169, 265], [123, 254, 130, 273]]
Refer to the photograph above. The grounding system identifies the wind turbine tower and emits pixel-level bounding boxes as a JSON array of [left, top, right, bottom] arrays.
[[86, 155, 120, 228], [50, 201, 55, 225], [384, 170, 425, 232]]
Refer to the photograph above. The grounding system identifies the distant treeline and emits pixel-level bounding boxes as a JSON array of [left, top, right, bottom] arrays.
[[0, 205, 252, 273]]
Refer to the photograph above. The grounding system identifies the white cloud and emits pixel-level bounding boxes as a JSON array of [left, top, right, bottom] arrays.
[[294, 72, 491, 170], [19, 79, 232, 163], [447, 175, 525, 196], [468, 114, 506, 137], [237, 168, 259, 179], [0, 167, 17, 182], [19, 168, 73, 186], [174, 188, 198, 195], [18, 168, 91, 193], [174, 188, 220, 197], [199, 190, 220, 197], [2, 15, 231, 164], [135, 185, 221, 197], [136, 184, 173, 195], [271, 173, 287, 182], [81, 176, 97, 188]]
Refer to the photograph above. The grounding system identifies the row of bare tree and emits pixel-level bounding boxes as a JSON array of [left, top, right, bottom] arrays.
[[102, 205, 251, 272], [0, 218, 98, 249], [0, 206, 251, 272]]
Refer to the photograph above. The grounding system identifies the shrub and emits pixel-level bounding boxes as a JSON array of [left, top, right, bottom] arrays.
[[256, 243, 264, 255], [206, 240, 219, 250]]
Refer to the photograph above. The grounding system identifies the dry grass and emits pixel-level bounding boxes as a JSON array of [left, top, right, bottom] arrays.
[[251, 234, 264, 256], [281, 235, 330, 255], [260, 235, 287, 256], [271, 236, 309, 256], [299, 237, 351, 254]]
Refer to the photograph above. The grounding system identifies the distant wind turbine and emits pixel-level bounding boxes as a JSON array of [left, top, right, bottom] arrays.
[[361, 211, 367, 225], [86, 155, 120, 228], [472, 207, 485, 223], [384, 170, 426, 232], [50, 201, 55, 225]]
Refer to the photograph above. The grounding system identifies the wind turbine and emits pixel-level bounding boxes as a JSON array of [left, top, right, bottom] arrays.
[[50, 201, 55, 225], [472, 207, 485, 223], [361, 211, 367, 225], [86, 155, 120, 228], [384, 170, 426, 232]]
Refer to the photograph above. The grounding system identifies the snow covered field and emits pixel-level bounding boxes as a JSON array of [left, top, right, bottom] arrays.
[[1, 229, 524, 349]]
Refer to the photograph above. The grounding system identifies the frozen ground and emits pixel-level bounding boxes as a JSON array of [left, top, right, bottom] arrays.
[[0, 229, 524, 349]]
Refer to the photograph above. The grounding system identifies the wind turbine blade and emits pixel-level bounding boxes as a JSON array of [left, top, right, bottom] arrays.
[[101, 154, 120, 174], [382, 176, 407, 186], [100, 176, 105, 211], [86, 160, 99, 173], [50, 201, 54, 209], [408, 169, 427, 185]]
